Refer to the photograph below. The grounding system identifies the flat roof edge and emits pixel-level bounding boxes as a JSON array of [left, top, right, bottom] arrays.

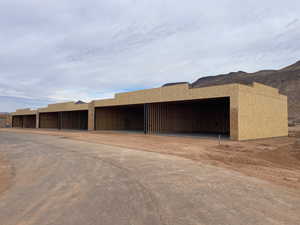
[[11, 82, 284, 114]]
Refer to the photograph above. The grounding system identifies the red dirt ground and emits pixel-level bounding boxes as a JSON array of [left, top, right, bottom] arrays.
[[1, 127, 300, 191]]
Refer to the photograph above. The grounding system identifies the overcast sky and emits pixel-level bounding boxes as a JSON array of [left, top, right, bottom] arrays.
[[1, 0, 300, 112]]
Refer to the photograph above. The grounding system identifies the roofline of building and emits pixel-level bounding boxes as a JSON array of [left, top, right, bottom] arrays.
[[10, 82, 286, 115]]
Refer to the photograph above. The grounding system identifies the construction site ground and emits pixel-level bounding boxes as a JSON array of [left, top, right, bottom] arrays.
[[1, 127, 300, 190], [0, 127, 299, 224]]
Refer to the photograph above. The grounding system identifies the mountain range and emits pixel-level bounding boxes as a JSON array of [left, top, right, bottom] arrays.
[[165, 60, 300, 123]]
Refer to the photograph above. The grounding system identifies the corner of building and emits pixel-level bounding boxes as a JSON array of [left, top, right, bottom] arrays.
[[237, 82, 288, 140]]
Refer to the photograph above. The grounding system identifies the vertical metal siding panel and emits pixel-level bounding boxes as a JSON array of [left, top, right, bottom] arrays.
[[147, 104, 150, 134], [149, 104, 152, 134], [155, 104, 157, 133], [157, 104, 159, 133], [150, 104, 153, 134], [152, 104, 155, 133], [155, 104, 158, 133], [165, 103, 168, 133], [159, 104, 162, 133], [163, 103, 165, 133], [153, 104, 155, 133], [160, 103, 162, 133], [158, 103, 160, 133], [143, 104, 146, 134], [149, 104, 151, 133], [160, 104, 162, 133], [145, 104, 148, 133]]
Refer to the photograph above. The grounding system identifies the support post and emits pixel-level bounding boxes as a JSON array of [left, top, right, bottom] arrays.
[[88, 101, 95, 131], [144, 104, 147, 134], [36, 112, 39, 128]]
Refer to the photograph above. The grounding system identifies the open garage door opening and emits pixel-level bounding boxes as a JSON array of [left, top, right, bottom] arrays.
[[39, 110, 88, 130], [39, 112, 59, 129], [61, 110, 88, 130], [95, 97, 229, 137], [12, 116, 23, 128], [95, 104, 144, 132], [12, 115, 36, 128], [145, 97, 230, 137]]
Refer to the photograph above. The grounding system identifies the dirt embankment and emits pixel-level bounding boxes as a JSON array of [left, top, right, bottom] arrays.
[[2, 128, 300, 190], [213, 136, 300, 189], [0, 153, 14, 195]]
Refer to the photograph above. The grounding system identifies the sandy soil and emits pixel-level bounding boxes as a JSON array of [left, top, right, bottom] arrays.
[[1, 132, 299, 225], [1, 127, 300, 191], [0, 153, 14, 195]]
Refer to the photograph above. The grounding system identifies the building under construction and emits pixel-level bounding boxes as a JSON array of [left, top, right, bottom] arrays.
[[10, 82, 288, 141]]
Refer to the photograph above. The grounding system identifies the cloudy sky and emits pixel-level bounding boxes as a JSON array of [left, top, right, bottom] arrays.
[[1, 0, 300, 112]]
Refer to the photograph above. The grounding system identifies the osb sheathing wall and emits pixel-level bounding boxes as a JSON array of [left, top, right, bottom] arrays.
[[88, 101, 95, 131], [38, 102, 88, 113], [11, 103, 88, 128], [92, 82, 287, 140], [11, 108, 37, 116], [10, 82, 288, 141], [11, 109, 37, 128], [237, 83, 288, 140], [93, 83, 238, 106], [38, 102, 89, 129], [93, 83, 240, 139]]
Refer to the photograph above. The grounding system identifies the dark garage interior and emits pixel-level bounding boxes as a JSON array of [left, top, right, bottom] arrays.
[[12, 115, 36, 128], [12, 115, 23, 128], [61, 110, 88, 130], [145, 97, 230, 135], [39, 112, 59, 129], [95, 104, 144, 131], [39, 110, 88, 130], [94, 97, 230, 136], [23, 115, 36, 128]]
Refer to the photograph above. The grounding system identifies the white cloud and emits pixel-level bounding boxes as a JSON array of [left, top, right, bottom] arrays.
[[0, 0, 300, 112]]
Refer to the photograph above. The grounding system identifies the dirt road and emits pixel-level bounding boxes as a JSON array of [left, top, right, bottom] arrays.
[[0, 152, 13, 195], [0, 131, 299, 225], [2, 128, 300, 189]]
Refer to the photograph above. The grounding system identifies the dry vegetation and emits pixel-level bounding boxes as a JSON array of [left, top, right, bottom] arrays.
[[2, 127, 300, 191]]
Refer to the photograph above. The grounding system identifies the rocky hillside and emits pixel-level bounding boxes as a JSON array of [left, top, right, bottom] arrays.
[[167, 61, 300, 123]]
